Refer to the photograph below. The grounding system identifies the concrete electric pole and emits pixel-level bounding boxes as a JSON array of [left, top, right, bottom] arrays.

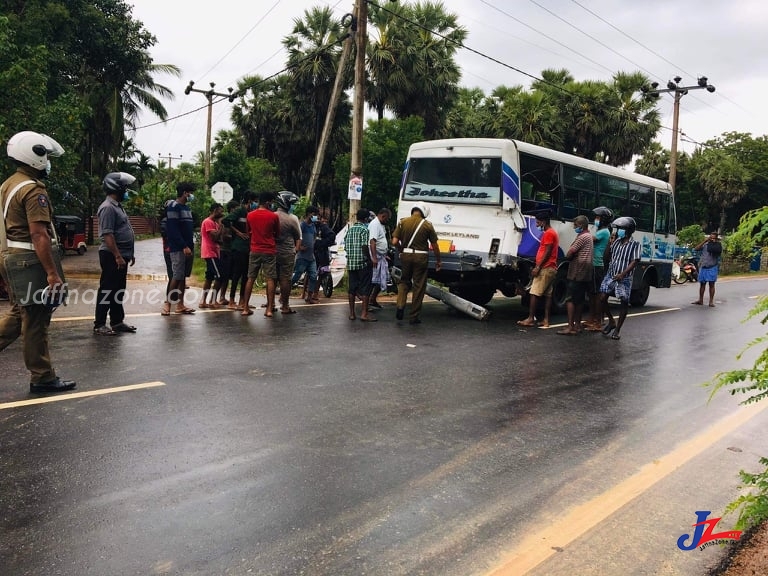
[[348, 0, 368, 222], [641, 76, 716, 192], [184, 81, 236, 188], [306, 14, 356, 202]]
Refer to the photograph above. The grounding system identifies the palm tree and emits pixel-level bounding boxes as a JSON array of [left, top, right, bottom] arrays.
[[695, 148, 750, 232], [390, 2, 466, 138], [367, 1, 410, 120], [599, 72, 660, 166], [365, 1, 466, 138]]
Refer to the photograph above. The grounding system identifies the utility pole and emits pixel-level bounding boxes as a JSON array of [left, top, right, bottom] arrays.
[[348, 0, 368, 222], [184, 81, 236, 188], [306, 14, 356, 201], [158, 153, 183, 173], [641, 76, 716, 192]]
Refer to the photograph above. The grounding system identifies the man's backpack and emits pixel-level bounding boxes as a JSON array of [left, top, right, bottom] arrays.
[[158, 200, 175, 238]]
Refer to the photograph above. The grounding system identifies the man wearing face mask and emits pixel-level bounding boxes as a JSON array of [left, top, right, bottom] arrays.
[[585, 206, 613, 331], [598, 217, 640, 340], [163, 181, 196, 315], [558, 215, 593, 335], [93, 172, 138, 335], [291, 205, 320, 304]]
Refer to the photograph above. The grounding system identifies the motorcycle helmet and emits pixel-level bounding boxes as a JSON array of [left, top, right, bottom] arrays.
[[411, 202, 430, 219], [103, 172, 137, 195], [611, 216, 636, 235], [592, 206, 613, 220], [7, 131, 64, 171], [274, 191, 299, 211]]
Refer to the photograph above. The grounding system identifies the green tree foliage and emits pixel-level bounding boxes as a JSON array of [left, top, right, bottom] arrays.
[[368, 1, 466, 139], [690, 147, 750, 233], [232, 6, 352, 202], [675, 224, 705, 249], [634, 141, 669, 181], [1, 1, 177, 217], [442, 69, 659, 165]]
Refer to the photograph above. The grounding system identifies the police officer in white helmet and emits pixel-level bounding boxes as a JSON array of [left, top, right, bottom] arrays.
[[0, 131, 76, 393]]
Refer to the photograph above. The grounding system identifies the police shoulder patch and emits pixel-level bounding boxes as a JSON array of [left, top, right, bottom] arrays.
[[37, 194, 49, 208]]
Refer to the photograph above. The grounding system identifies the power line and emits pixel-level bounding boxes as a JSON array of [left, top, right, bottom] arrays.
[[197, 0, 284, 81], [135, 31, 349, 132], [476, 0, 614, 75], [525, 0, 659, 80]]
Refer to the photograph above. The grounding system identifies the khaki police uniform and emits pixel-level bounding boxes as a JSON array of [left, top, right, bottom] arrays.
[[0, 167, 58, 385], [392, 213, 439, 321]]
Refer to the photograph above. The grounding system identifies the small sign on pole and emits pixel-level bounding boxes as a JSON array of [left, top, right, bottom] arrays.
[[348, 175, 362, 200], [211, 181, 234, 204]]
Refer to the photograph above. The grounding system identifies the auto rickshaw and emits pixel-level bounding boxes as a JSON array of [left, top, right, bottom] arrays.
[[54, 215, 87, 255]]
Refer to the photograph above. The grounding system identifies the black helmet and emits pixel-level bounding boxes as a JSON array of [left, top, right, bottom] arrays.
[[592, 206, 613, 220], [611, 216, 636, 234], [274, 191, 299, 211], [103, 172, 136, 195]]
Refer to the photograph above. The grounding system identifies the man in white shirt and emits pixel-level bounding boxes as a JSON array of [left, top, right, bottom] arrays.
[[367, 208, 391, 309]]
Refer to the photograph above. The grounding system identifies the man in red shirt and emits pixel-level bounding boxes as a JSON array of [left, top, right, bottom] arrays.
[[240, 192, 280, 317], [518, 210, 560, 328]]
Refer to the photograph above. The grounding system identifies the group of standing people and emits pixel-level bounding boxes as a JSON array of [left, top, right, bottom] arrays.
[[517, 207, 642, 341], [0, 125, 725, 396], [343, 203, 442, 326]]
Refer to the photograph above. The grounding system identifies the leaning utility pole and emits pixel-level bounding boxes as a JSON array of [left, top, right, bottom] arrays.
[[305, 14, 356, 201], [184, 81, 236, 188], [348, 0, 368, 221]]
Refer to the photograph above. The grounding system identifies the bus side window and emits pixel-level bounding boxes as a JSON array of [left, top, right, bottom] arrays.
[[563, 166, 596, 220], [519, 153, 560, 215], [598, 175, 629, 220], [628, 183, 653, 231]]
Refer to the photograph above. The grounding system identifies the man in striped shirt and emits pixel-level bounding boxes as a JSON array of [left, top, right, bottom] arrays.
[[558, 215, 593, 335], [598, 217, 640, 340]]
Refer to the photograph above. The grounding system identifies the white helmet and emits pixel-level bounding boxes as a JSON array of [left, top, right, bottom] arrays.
[[7, 131, 64, 171], [412, 203, 430, 219]]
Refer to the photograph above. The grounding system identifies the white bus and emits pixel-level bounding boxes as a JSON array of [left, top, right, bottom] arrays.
[[396, 138, 677, 309]]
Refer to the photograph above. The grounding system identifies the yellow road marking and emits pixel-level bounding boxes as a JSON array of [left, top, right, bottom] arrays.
[[0, 381, 165, 410], [484, 399, 768, 576]]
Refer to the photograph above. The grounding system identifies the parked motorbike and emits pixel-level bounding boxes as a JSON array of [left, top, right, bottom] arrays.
[[673, 256, 699, 284]]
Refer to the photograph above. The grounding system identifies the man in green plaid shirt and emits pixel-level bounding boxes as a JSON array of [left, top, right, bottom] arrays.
[[344, 208, 376, 322]]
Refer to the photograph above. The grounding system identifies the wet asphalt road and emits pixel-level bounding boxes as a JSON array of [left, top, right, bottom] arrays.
[[1, 269, 768, 576]]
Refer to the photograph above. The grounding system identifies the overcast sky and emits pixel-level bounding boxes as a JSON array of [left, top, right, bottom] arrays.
[[127, 0, 768, 169]]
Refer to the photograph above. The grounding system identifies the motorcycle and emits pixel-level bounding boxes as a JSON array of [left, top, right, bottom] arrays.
[[673, 256, 699, 284]]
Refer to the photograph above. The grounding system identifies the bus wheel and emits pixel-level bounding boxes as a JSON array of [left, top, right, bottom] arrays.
[[450, 286, 496, 306], [630, 279, 650, 307]]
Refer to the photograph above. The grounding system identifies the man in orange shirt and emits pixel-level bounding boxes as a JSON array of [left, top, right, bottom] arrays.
[[518, 210, 560, 328]]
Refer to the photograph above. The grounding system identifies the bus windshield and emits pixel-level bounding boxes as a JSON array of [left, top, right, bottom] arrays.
[[403, 156, 502, 205]]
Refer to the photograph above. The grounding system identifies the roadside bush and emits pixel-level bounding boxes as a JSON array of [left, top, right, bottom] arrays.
[[722, 233, 756, 264], [676, 224, 705, 249], [708, 205, 768, 531]]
